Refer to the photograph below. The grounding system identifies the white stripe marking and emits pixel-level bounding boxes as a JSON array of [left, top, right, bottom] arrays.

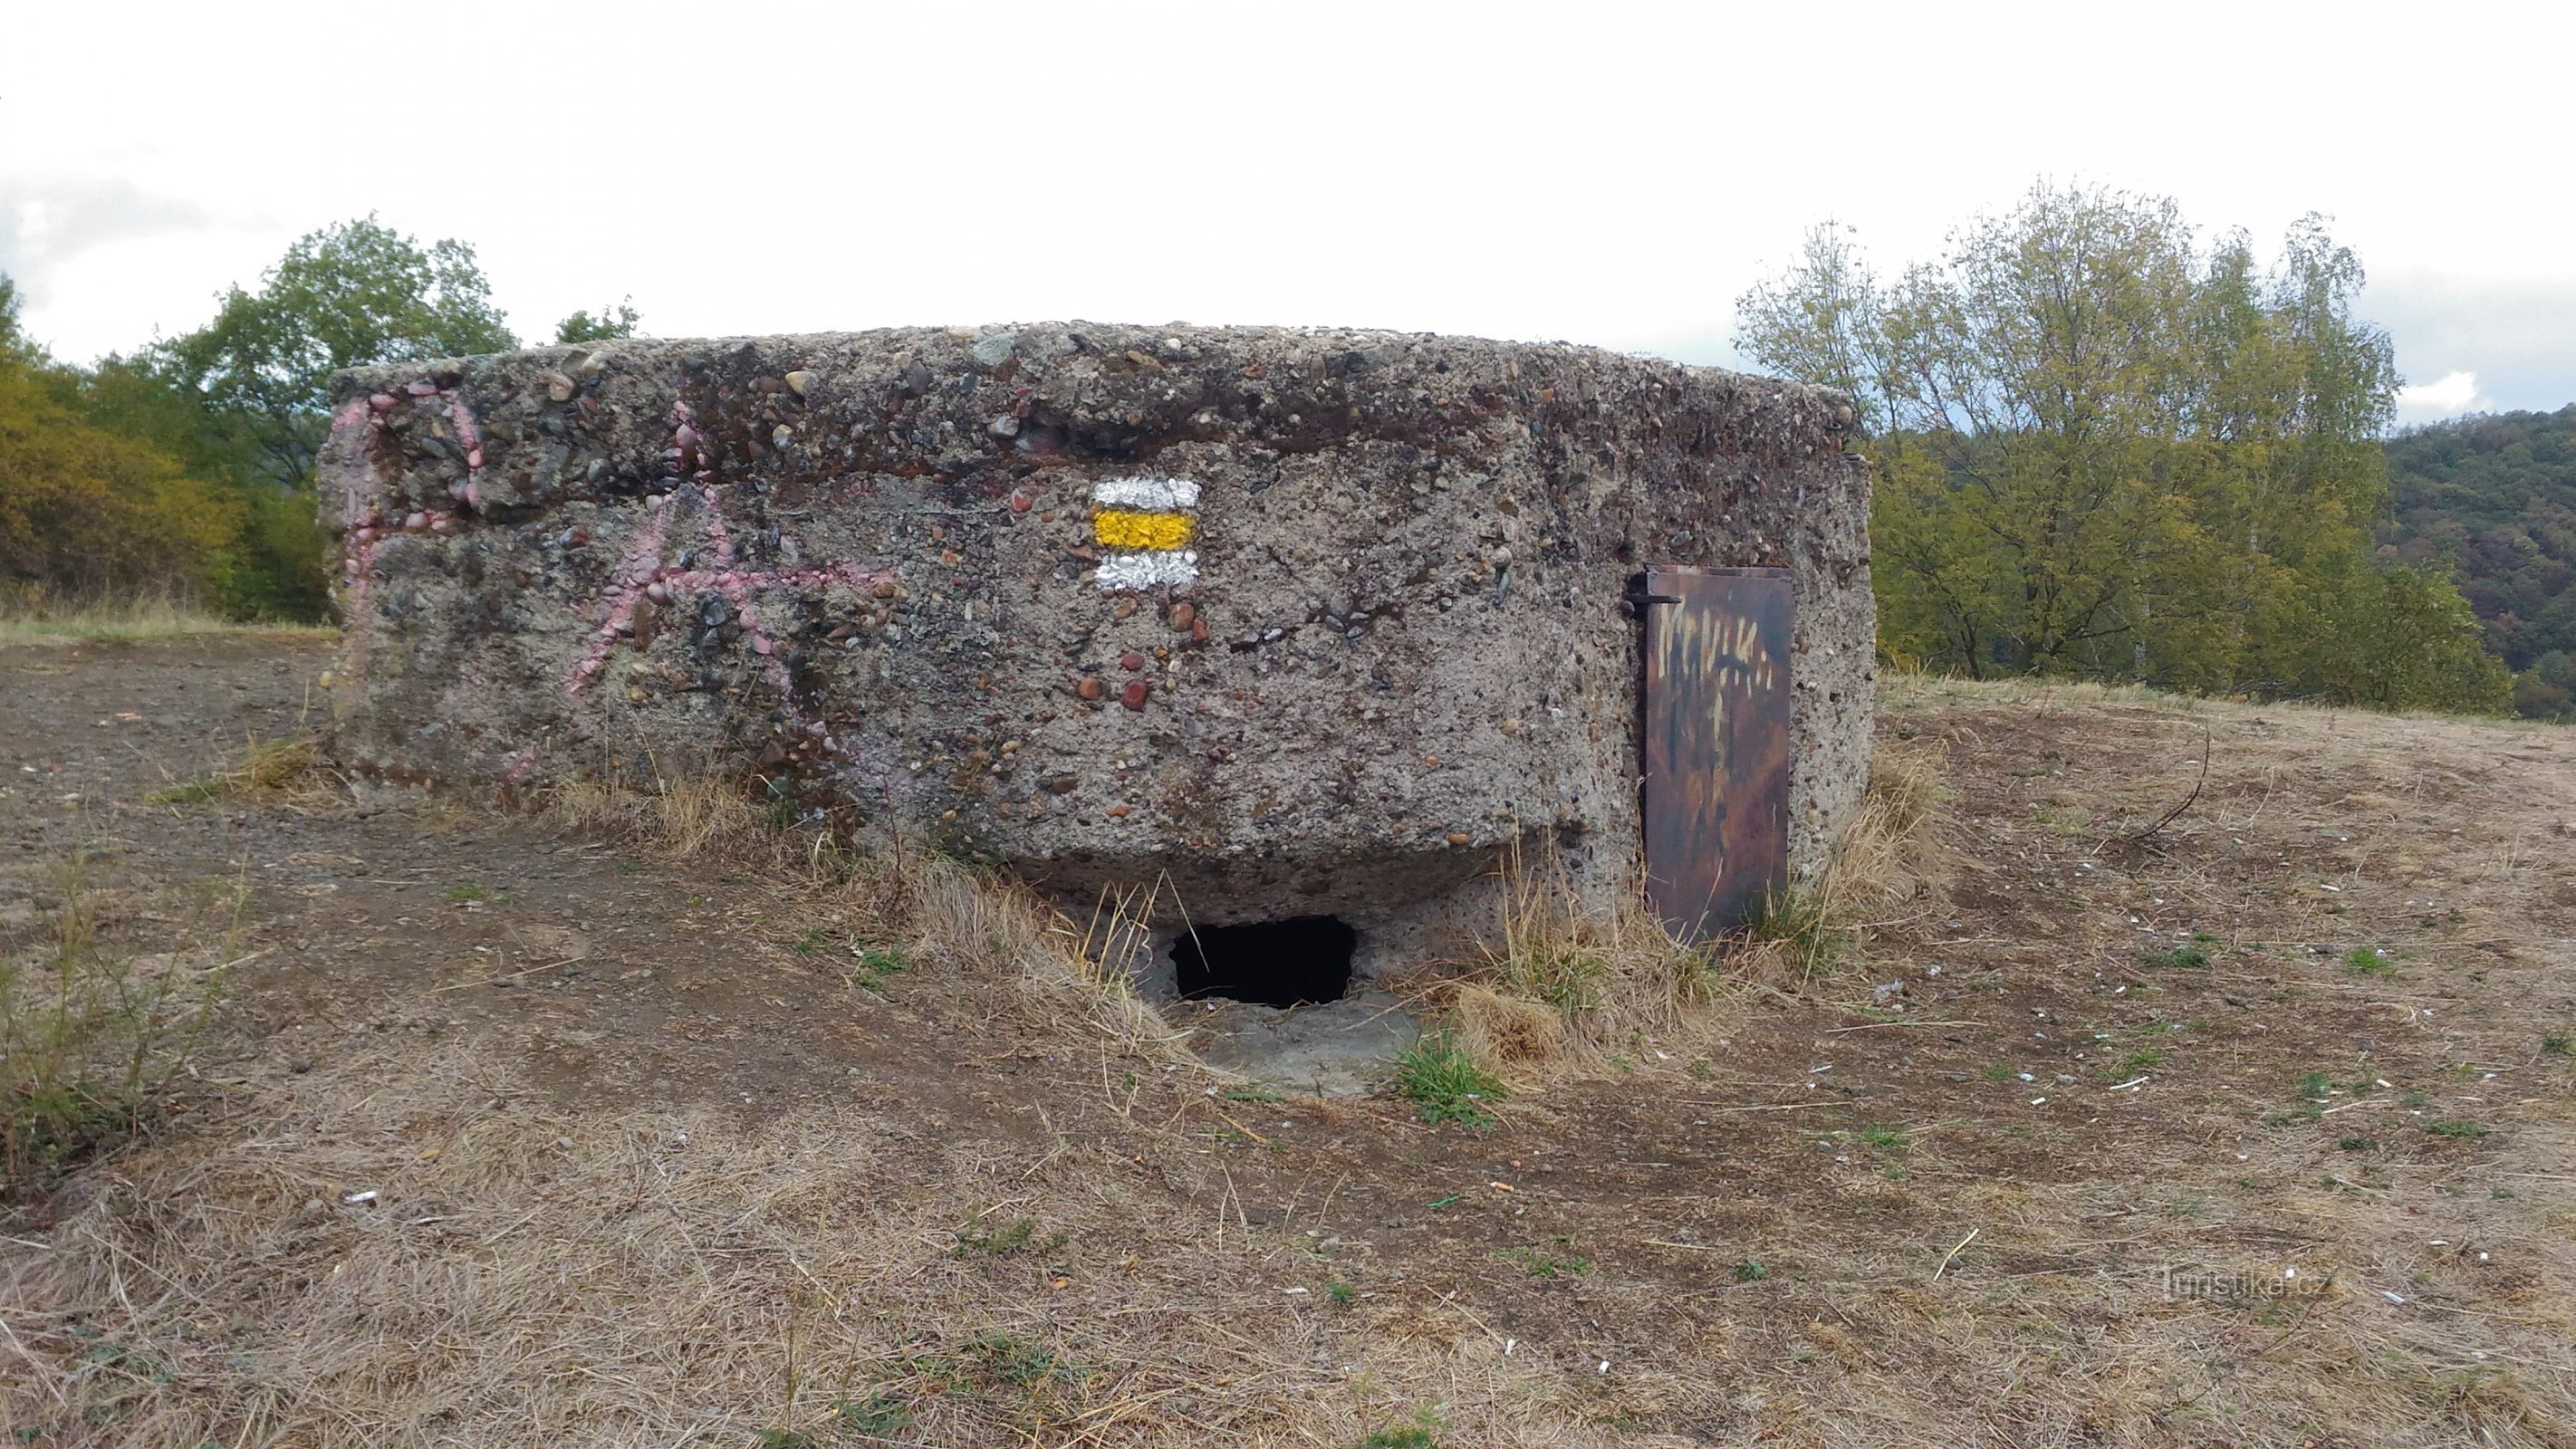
[[1091, 476, 1201, 511], [1095, 551, 1200, 590]]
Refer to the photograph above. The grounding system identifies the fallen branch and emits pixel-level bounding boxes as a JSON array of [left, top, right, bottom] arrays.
[[2103, 721, 2212, 853]]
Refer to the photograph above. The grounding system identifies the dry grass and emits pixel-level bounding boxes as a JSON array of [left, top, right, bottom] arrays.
[[539, 772, 1188, 1066], [14, 647, 2576, 1447], [881, 853, 1187, 1062], [1456, 744, 1956, 1075], [542, 772, 767, 859], [0, 1045, 1589, 1449], [1731, 742, 1955, 991], [1453, 846, 1725, 1080], [142, 737, 333, 808], [0, 591, 331, 648]]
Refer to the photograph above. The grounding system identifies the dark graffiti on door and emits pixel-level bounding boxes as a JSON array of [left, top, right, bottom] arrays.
[[1639, 566, 1793, 942]]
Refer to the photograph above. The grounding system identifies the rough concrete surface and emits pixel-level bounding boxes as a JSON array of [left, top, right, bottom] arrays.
[[322, 323, 1871, 964]]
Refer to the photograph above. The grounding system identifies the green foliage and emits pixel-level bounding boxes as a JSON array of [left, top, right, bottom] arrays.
[[0, 216, 537, 621], [554, 300, 641, 344], [953, 1215, 1065, 1258], [2343, 946, 2397, 976], [1389, 1033, 1503, 1127], [1351, 1412, 1447, 1449], [2140, 945, 2211, 969], [1741, 883, 1850, 976], [1736, 183, 2509, 713], [925, 1330, 1083, 1396], [843, 944, 908, 996], [160, 216, 515, 492], [2427, 1120, 2492, 1139], [1735, 1258, 1768, 1282], [2382, 408, 2576, 719], [834, 1391, 913, 1434], [0, 354, 242, 602], [1326, 1280, 1358, 1306]]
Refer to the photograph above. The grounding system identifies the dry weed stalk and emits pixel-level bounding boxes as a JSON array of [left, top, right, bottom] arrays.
[[1, 851, 241, 1195]]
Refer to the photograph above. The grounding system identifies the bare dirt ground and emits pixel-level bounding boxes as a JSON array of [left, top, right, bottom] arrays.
[[5, 636, 2575, 1448]]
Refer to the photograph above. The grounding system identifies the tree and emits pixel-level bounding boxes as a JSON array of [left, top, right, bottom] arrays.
[[1735, 182, 2510, 713], [160, 216, 516, 491], [0, 276, 41, 367], [0, 297, 241, 602], [554, 300, 641, 344]]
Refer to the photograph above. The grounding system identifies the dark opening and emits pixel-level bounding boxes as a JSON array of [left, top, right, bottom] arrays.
[[1172, 916, 1356, 1007]]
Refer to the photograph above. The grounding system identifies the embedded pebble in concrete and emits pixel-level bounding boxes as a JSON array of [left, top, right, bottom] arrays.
[[318, 323, 1872, 979]]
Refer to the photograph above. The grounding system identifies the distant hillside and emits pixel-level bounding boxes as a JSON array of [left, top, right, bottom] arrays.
[[2382, 408, 2576, 718]]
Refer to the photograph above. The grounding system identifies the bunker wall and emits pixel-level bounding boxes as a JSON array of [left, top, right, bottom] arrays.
[[323, 324, 1871, 936]]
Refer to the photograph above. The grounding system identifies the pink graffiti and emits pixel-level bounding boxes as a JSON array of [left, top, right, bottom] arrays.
[[566, 476, 895, 719], [447, 397, 485, 511], [328, 383, 488, 623]]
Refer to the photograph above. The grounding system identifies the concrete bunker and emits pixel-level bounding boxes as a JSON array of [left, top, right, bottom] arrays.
[[319, 323, 1874, 1021]]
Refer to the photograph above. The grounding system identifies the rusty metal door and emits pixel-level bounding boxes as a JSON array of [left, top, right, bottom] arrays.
[[1639, 566, 1793, 942]]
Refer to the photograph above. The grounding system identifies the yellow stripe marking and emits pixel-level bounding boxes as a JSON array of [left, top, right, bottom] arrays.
[[1093, 509, 1196, 550]]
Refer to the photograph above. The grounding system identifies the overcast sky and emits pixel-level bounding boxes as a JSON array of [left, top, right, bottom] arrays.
[[7, 1, 2567, 427]]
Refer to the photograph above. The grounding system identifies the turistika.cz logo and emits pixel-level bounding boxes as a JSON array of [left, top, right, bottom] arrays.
[[2163, 1264, 2336, 1300]]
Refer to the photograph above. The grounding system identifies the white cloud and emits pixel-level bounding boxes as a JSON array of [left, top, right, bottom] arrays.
[[2394, 370, 2492, 424]]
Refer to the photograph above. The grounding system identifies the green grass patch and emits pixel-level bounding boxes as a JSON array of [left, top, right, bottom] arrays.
[[1389, 1033, 1503, 1128], [953, 1215, 1067, 1258], [1351, 1410, 1447, 1449], [2343, 946, 2398, 977], [834, 1392, 913, 1435], [1499, 1243, 1591, 1279], [1743, 885, 1852, 977], [2139, 945, 2210, 969], [2427, 1120, 2492, 1139]]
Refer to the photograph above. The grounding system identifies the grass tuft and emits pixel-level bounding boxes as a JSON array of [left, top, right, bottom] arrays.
[[146, 737, 327, 806], [3, 850, 238, 1194], [1389, 1034, 1503, 1127]]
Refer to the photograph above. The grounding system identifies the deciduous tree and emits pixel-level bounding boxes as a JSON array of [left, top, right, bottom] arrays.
[[1736, 183, 2509, 712]]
